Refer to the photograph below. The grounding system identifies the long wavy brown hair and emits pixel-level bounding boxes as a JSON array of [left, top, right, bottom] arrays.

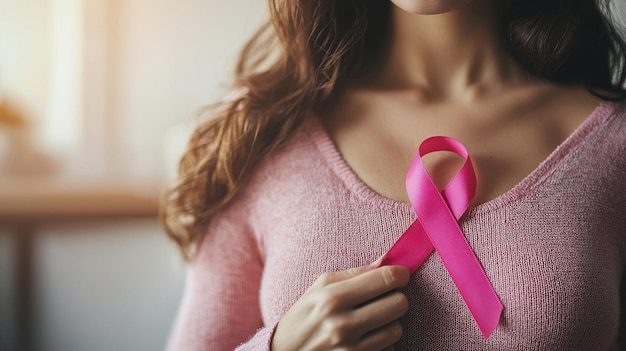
[[161, 0, 626, 260]]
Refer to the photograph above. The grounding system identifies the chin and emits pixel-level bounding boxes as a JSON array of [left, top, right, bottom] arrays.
[[390, 0, 474, 15]]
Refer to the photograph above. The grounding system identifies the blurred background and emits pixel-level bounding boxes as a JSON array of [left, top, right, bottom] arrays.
[[0, 1, 266, 351], [1, 1, 626, 351]]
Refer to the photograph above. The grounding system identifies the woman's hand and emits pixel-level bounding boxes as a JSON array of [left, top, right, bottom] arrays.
[[270, 261, 411, 351]]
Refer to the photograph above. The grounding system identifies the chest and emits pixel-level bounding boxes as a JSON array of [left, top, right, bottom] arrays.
[[320, 98, 593, 205], [254, 111, 624, 348], [257, 183, 623, 350]]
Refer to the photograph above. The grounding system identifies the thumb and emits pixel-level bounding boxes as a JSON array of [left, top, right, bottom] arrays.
[[334, 265, 372, 281], [318, 254, 387, 286]]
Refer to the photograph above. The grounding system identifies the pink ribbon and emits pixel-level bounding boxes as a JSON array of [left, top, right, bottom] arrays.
[[381, 136, 502, 339]]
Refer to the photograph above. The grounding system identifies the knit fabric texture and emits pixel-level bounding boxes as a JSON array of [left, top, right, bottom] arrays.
[[166, 100, 626, 351]]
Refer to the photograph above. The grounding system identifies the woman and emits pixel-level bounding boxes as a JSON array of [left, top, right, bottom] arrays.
[[162, 0, 626, 350]]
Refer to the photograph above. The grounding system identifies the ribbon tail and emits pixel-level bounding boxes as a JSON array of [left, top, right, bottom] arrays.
[[381, 220, 434, 274], [447, 255, 503, 338], [416, 179, 503, 338]]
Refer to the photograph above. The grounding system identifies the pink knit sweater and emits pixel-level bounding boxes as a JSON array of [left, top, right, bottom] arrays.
[[167, 101, 626, 350]]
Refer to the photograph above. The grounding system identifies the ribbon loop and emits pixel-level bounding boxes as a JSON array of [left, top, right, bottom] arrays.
[[381, 136, 503, 339]]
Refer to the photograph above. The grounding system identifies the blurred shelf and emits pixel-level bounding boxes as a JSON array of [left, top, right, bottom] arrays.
[[0, 178, 160, 223]]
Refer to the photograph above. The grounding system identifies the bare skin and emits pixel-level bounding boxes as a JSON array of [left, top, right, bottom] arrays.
[[320, 83, 601, 206], [320, 2, 602, 206], [270, 1, 602, 350]]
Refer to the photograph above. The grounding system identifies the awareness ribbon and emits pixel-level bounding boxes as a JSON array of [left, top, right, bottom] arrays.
[[381, 136, 503, 339]]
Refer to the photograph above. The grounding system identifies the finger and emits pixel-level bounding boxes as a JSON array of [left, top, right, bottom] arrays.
[[311, 263, 377, 289], [354, 321, 403, 351], [311, 254, 387, 289], [330, 265, 410, 307], [350, 291, 409, 334], [369, 254, 386, 268]]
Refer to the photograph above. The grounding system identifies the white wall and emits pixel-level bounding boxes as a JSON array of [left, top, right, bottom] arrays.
[[110, 0, 267, 183], [0, 1, 50, 121], [0, 0, 267, 181]]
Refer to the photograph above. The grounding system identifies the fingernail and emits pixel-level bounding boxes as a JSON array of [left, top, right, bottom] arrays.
[[369, 254, 386, 267]]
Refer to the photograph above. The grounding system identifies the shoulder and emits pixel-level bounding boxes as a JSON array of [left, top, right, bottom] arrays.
[[241, 114, 339, 204], [599, 99, 626, 176], [216, 113, 340, 217], [564, 97, 626, 169], [567, 98, 626, 204], [592, 98, 626, 148], [192, 119, 323, 260], [550, 86, 626, 152]]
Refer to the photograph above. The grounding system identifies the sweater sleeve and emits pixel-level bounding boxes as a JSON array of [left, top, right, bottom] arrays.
[[166, 204, 273, 351]]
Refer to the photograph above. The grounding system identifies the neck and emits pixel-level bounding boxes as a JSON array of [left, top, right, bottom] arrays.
[[364, 2, 531, 101]]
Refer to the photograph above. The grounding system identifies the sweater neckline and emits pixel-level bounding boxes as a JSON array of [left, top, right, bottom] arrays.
[[307, 100, 621, 216]]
